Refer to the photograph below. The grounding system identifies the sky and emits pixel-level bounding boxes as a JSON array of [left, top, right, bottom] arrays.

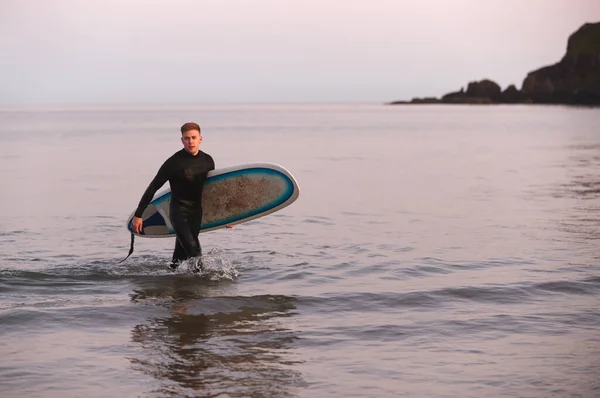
[[1, 0, 600, 105]]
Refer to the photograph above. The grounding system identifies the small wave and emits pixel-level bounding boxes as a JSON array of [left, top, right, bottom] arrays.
[[533, 276, 600, 295], [0, 248, 240, 282], [341, 211, 382, 217], [418, 256, 536, 271], [298, 276, 600, 313], [302, 309, 600, 345], [301, 216, 335, 225], [0, 230, 30, 236]]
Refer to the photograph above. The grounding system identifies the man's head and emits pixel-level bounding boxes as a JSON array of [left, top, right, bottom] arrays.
[[180, 122, 202, 155]]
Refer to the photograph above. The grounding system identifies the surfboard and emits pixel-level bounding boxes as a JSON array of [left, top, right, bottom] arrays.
[[125, 162, 300, 237]]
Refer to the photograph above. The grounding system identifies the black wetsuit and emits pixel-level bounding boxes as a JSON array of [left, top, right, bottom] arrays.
[[135, 149, 215, 264]]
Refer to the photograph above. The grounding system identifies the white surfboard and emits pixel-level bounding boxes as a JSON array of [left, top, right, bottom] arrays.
[[125, 162, 300, 237]]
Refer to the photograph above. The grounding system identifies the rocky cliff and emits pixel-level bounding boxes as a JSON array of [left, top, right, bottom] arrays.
[[389, 22, 600, 105], [521, 22, 600, 104]]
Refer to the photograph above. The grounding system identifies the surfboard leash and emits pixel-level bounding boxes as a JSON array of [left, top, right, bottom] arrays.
[[118, 233, 135, 263]]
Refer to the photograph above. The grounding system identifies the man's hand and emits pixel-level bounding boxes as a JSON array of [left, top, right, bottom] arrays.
[[132, 216, 143, 234]]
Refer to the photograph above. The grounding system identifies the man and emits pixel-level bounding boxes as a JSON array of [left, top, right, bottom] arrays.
[[132, 122, 215, 270]]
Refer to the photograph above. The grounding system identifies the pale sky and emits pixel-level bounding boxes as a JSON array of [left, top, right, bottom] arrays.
[[1, 0, 599, 105]]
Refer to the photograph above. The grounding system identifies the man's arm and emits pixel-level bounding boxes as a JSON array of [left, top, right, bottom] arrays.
[[132, 162, 170, 233]]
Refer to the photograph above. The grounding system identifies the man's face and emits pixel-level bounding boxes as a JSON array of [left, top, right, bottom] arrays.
[[181, 129, 202, 155]]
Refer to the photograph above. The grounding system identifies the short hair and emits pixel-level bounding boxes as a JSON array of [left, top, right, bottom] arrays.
[[180, 122, 201, 134]]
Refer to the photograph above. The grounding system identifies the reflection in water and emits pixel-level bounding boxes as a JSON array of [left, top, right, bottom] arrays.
[[559, 143, 600, 243], [128, 277, 304, 397]]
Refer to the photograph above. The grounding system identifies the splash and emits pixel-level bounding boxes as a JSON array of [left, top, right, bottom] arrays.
[[104, 247, 240, 280], [111, 248, 240, 280], [183, 248, 240, 281]]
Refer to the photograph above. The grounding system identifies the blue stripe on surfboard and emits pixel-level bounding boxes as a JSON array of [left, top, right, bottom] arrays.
[[127, 211, 166, 235], [201, 167, 295, 230]]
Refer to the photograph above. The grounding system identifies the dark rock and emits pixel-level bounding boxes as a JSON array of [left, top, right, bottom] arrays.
[[439, 80, 501, 103], [499, 84, 527, 103], [465, 79, 502, 101], [409, 97, 442, 104], [521, 22, 600, 104], [441, 88, 466, 101], [387, 97, 441, 104], [387, 21, 600, 106]]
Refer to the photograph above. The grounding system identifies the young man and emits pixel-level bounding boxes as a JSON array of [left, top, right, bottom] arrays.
[[131, 122, 215, 270]]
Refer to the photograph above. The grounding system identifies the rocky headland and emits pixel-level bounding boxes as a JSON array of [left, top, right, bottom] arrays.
[[388, 22, 600, 106]]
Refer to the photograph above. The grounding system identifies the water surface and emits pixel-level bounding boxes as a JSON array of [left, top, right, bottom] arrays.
[[1, 104, 599, 397]]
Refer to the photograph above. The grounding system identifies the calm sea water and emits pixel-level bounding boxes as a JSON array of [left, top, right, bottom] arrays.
[[1, 104, 599, 397]]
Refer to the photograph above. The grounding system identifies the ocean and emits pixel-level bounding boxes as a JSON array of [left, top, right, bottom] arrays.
[[1, 104, 599, 397]]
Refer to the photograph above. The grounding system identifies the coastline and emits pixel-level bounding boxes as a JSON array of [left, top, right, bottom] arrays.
[[387, 22, 600, 107]]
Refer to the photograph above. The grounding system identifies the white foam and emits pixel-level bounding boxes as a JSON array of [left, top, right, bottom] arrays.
[[166, 248, 240, 280]]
